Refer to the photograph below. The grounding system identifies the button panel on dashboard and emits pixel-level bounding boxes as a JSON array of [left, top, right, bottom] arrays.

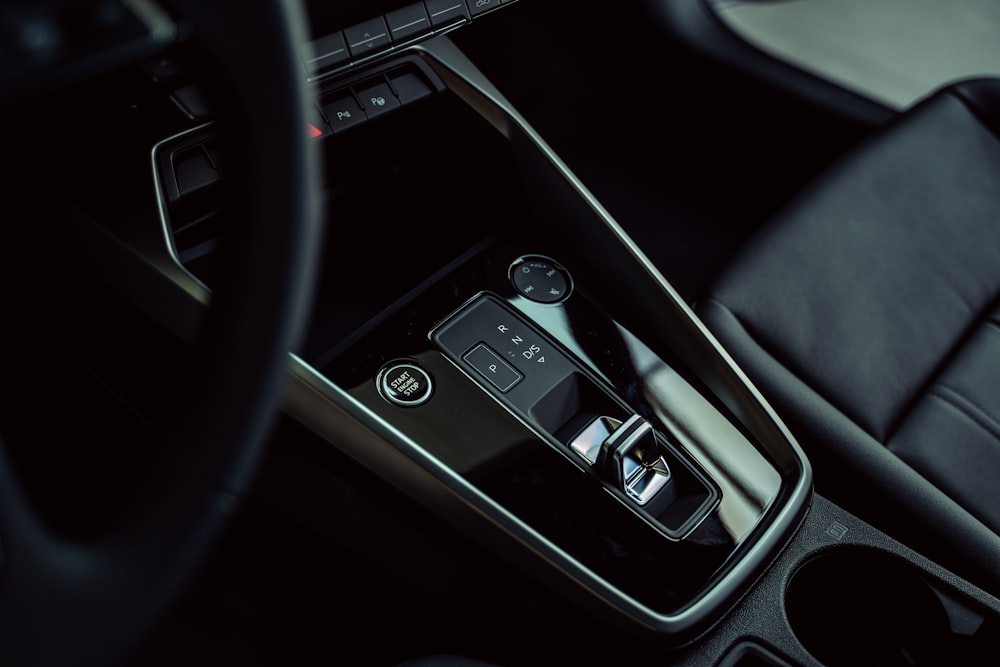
[[303, 0, 517, 81]]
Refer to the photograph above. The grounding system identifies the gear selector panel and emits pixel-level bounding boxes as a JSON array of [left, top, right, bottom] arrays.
[[431, 293, 719, 539]]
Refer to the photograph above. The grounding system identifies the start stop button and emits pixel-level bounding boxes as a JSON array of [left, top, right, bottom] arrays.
[[377, 361, 433, 407]]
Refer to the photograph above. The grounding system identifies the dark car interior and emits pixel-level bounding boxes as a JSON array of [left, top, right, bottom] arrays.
[[2, 1, 1000, 666]]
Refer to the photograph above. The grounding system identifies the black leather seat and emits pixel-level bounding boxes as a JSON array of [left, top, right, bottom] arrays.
[[695, 78, 1000, 594]]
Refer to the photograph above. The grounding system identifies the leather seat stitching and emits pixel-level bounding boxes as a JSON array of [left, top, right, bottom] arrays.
[[884, 296, 1000, 443], [928, 385, 1000, 446]]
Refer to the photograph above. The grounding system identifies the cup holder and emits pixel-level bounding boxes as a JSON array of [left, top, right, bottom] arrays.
[[785, 547, 999, 666]]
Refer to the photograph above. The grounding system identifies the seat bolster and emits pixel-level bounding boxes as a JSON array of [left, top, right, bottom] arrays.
[[704, 86, 1000, 441], [890, 314, 1000, 534], [696, 298, 1000, 596]]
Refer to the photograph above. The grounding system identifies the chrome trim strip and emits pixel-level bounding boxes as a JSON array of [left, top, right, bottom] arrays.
[[151, 121, 214, 301], [150, 123, 215, 321]]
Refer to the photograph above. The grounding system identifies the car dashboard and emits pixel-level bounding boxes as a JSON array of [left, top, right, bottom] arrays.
[[3, 1, 1000, 666]]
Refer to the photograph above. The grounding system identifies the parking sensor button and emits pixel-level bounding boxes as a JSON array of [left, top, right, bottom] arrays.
[[320, 93, 366, 134]]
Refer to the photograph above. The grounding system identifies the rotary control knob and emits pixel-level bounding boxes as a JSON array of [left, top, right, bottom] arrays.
[[509, 256, 572, 304]]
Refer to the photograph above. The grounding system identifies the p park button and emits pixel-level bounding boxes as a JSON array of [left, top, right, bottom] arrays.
[[377, 361, 433, 407]]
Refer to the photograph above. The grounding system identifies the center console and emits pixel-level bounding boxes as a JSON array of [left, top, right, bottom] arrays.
[[145, 10, 1000, 664]]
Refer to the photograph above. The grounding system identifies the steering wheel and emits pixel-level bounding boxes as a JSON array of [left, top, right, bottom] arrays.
[[0, 1, 320, 664]]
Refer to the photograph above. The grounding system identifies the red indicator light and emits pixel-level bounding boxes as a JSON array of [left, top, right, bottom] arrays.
[[308, 123, 323, 138]]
